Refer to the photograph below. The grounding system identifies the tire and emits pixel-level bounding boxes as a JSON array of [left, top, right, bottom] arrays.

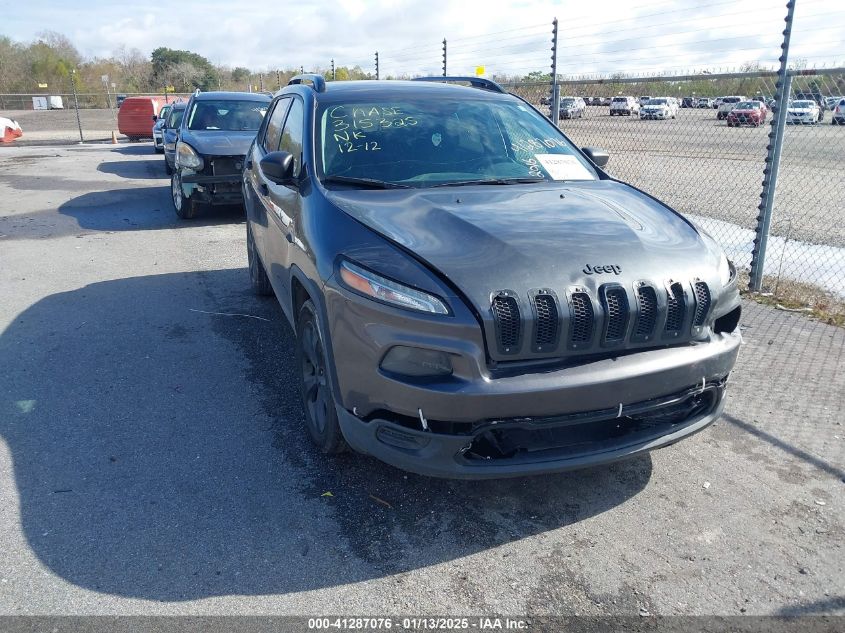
[[154, 146, 164, 154], [247, 222, 273, 296], [296, 300, 347, 454], [171, 171, 200, 219], [164, 160, 173, 176]]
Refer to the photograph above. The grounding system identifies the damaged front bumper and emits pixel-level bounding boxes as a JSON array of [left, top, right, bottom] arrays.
[[337, 379, 728, 479], [181, 162, 245, 205]]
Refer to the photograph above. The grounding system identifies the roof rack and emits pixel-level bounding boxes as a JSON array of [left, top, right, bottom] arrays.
[[287, 73, 327, 93], [194, 88, 201, 97], [412, 76, 506, 94]]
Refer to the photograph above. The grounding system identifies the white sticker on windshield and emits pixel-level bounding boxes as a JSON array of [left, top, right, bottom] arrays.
[[534, 154, 593, 181]]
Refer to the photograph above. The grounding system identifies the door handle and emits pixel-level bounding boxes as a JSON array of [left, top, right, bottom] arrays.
[[259, 183, 269, 196]]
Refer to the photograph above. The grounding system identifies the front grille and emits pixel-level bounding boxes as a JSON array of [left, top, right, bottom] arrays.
[[692, 282, 711, 326], [533, 294, 558, 347], [569, 292, 594, 344], [491, 294, 521, 352], [634, 285, 658, 339], [665, 282, 686, 332], [601, 286, 629, 343], [488, 277, 706, 359]]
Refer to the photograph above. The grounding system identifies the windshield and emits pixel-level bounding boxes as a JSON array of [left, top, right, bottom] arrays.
[[317, 97, 597, 187], [612, 97, 627, 102], [791, 100, 814, 108], [724, 97, 741, 104], [187, 100, 269, 131], [646, 99, 668, 105], [560, 98, 576, 106], [736, 102, 758, 109]]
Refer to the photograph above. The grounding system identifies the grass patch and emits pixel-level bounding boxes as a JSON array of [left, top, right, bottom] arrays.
[[738, 270, 845, 327]]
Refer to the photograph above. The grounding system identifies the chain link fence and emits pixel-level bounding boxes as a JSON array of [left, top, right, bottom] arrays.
[[0, 90, 193, 143], [506, 69, 845, 317]]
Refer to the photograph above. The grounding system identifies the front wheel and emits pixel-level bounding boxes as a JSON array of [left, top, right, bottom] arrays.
[[296, 300, 347, 454], [171, 171, 200, 219]]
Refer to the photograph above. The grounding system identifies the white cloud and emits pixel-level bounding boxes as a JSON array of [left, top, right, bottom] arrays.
[[4, 0, 843, 77]]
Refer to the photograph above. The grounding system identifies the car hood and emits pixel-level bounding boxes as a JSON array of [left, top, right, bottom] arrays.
[[181, 130, 257, 156], [327, 179, 717, 321]]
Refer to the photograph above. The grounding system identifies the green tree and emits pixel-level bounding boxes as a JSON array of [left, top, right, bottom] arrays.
[[151, 47, 218, 90]]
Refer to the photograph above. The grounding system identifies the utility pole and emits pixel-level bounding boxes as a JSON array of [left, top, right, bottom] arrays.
[[442, 39, 447, 77], [375, 52, 380, 80], [70, 69, 83, 143], [749, 0, 796, 291], [276, 70, 281, 90], [550, 18, 560, 123], [331, 59, 336, 81]]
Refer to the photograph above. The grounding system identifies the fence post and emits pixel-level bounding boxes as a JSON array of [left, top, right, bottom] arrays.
[[442, 39, 447, 77], [375, 52, 379, 80], [70, 70, 84, 143], [550, 18, 559, 123], [749, 0, 796, 291]]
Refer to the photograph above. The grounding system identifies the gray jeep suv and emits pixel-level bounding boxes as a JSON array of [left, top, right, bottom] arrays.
[[171, 91, 270, 218], [243, 75, 742, 479]]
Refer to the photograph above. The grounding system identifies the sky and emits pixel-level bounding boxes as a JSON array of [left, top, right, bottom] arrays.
[[1, 0, 842, 78]]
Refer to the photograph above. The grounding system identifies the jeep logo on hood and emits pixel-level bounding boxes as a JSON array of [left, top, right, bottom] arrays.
[[583, 264, 622, 275]]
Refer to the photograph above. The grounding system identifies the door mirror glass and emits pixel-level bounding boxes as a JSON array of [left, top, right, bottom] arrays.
[[260, 151, 295, 185]]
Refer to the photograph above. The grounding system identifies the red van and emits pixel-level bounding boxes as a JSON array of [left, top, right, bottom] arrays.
[[117, 97, 164, 140]]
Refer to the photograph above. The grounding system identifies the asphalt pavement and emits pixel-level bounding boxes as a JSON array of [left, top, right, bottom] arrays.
[[0, 144, 842, 616]]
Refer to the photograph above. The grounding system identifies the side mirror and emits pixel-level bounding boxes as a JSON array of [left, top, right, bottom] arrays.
[[152, 115, 158, 122], [260, 151, 296, 185], [582, 147, 610, 168]]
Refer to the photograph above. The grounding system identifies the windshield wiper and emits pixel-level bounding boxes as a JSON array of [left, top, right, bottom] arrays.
[[322, 176, 410, 189], [427, 177, 546, 188]]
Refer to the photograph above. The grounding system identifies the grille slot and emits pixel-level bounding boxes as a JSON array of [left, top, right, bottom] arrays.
[[634, 285, 658, 339], [692, 282, 711, 326], [665, 282, 686, 332], [602, 286, 629, 343], [569, 292, 594, 345], [491, 294, 521, 352], [533, 294, 559, 348]]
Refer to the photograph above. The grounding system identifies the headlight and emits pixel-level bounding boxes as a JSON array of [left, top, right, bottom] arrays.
[[339, 260, 450, 315], [718, 253, 736, 286], [175, 141, 204, 170]]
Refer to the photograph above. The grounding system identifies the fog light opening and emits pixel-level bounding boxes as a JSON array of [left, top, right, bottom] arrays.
[[380, 346, 454, 378], [714, 306, 741, 334]]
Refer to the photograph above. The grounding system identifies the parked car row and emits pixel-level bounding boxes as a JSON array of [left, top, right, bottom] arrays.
[[112, 76, 750, 479]]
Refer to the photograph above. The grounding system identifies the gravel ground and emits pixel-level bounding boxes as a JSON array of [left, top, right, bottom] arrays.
[[0, 145, 842, 619]]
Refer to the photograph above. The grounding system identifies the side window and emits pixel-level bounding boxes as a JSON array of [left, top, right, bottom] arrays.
[[263, 98, 291, 153], [167, 109, 183, 129], [279, 99, 305, 176]]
